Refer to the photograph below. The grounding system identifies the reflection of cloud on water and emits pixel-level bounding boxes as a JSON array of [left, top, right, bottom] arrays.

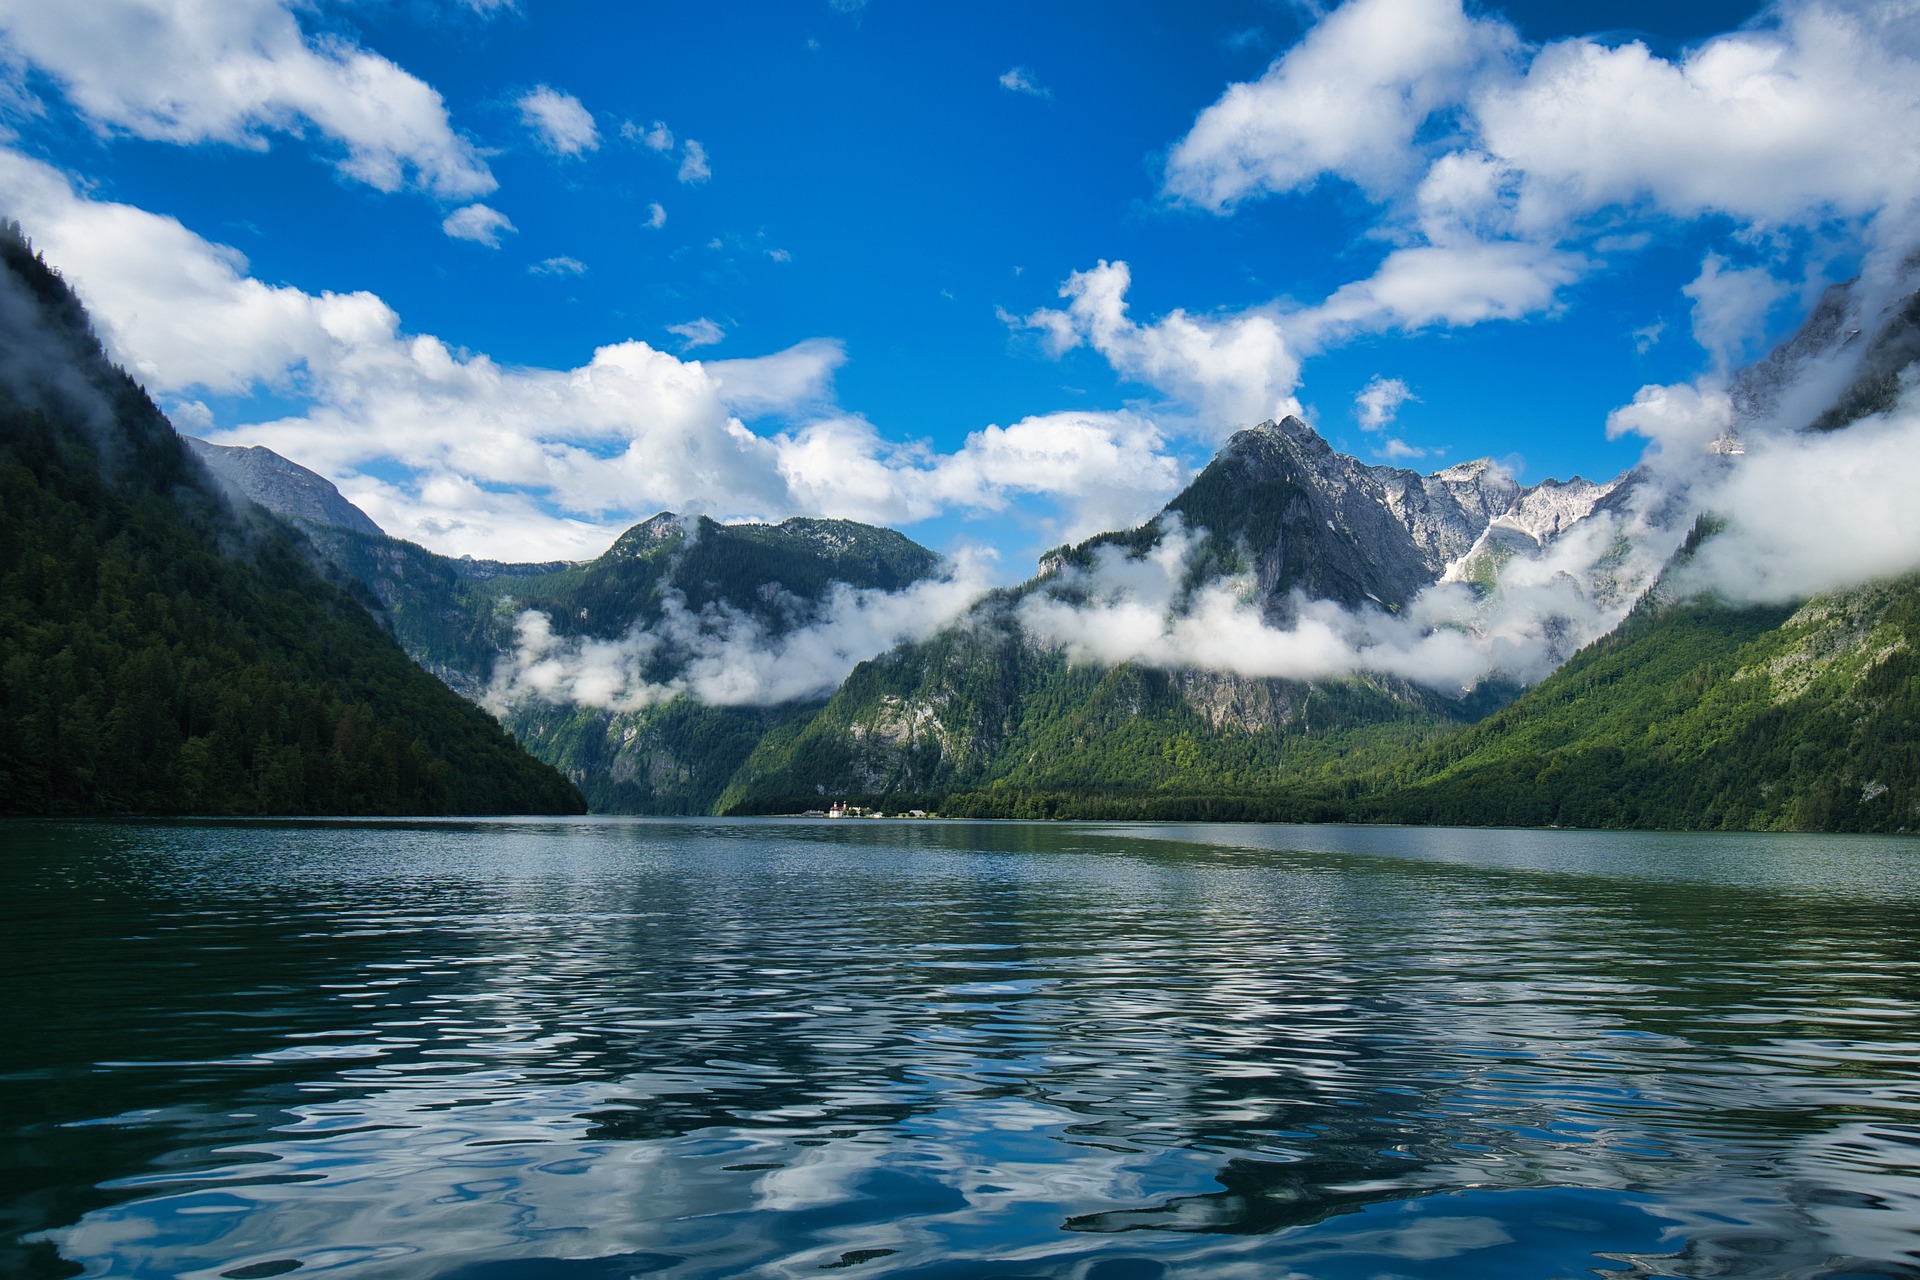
[[31, 820, 1920, 1278]]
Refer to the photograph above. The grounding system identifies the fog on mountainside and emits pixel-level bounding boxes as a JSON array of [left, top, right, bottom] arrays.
[[996, 249, 1920, 699]]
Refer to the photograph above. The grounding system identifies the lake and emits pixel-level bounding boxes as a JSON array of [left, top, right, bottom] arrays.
[[3, 818, 1918, 1280]]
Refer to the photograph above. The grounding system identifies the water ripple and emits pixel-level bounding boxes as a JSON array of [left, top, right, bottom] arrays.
[[2, 818, 1918, 1279]]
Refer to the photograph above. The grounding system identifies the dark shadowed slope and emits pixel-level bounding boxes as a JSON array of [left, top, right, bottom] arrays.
[[0, 224, 583, 816]]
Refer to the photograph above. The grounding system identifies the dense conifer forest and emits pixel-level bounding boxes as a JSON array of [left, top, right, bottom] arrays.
[[0, 225, 584, 816]]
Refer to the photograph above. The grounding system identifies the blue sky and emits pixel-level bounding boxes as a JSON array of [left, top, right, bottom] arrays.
[[4, 0, 1909, 571]]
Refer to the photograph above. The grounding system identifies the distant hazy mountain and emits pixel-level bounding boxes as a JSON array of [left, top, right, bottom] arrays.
[[186, 436, 384, 537], [299, 511, 945, 813], [0, 223, 584, 816]]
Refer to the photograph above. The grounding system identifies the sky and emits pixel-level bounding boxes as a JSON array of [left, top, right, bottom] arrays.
[[2, 0, 1913, 576]]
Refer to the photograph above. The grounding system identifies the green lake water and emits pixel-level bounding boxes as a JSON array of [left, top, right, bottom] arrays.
[[3, 818, 1917, 1279]]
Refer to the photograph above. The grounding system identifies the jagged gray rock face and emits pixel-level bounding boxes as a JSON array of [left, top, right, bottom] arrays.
[[186, 437, 383, 537], [1439, 474, 1620, 585], [1163, 416, 1541, 613]]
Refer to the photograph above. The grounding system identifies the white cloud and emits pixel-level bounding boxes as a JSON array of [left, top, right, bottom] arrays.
[[621, 118, 674, 152], [1171, 0, 1920, 240], [678, 139, 710, 184], [487, 556, 996, 711], [644, 201, 666, 229], [1016, 507, 1681, 693], [1354, 375, 1414, 430], [1475, 3, 1920, 235], [1145, 0, 1920, 409], [1013, 259, 1304, 432], [1605, 379, 1735, 458], [0, 148, 1190, 563], [1306, 240, 1587, 337], [998, 66, 1050, 98], [517, 85, 598, 156], [1164, 0, 1516, 208], [0, 0, 494, 198], [1684, 253, 1791, 369], [666, 317, 724, 350], [1676, 403, 1920, 604], [1012, 247, 1582, 431], [441, 203, 516, 247], [530, 255, 586, 277], [706, 339, 845, 417], [924, 411, 1187, 542]]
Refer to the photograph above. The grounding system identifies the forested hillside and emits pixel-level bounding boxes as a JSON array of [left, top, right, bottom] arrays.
[[295, 512, 944, 813], [0, 225, 584, 816]]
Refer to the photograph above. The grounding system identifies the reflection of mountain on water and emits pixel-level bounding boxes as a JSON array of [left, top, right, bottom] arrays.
[[11, 820, 1920, 1279]]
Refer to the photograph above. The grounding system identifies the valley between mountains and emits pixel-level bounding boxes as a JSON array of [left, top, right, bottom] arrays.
[[5, 218, 1918, 831]]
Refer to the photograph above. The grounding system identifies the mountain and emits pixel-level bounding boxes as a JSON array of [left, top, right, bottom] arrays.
[[0, 223, 585, 816], [296, 511, 946, 813], [716, 418, 1599, 815], [1341, 568, 1918, 832], [731, 266, 1920, 833], [186, 436, 384, 536], [142, 237, 1920, 831]]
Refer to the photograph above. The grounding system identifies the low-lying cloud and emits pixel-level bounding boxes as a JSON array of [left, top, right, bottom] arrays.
[[1018, 503, 1683, 694], [1015, 304, 1920, 697], [485, 556, 995, 712]]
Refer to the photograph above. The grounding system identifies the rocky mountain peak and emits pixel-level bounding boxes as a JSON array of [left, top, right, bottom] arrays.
[[186, 437, 383, 537], [609, 512, 690, 558]]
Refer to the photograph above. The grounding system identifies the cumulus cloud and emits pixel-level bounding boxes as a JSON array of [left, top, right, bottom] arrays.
[[517, 85, 598, 156], [1674, 404, 1920, 604], [998, 66, 1050, 98], [1139, 0, 1920, 422], [487, 555, 995, 711], [1605, 379, 1735, 459], [1172, 0, 1920, 237], [1011, 246, 1581, 431], [678, 139, 710, 184], [1685, 253, 1791, 370], [1354, 375, 1427, 457], [644, 201, 667, 229], [0, 0, 494, 198], [1164, 0, 1517, 208], [1012, 259, 1304, 432], [441, 203, 516, 247], [0, 148, 1190, 562], [1475, 4, 1920, 235], [1304, 240, 1587, 337]]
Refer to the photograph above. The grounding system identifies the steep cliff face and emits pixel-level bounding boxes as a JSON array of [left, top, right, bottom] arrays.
[[1122, 416, 1521, 615]]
